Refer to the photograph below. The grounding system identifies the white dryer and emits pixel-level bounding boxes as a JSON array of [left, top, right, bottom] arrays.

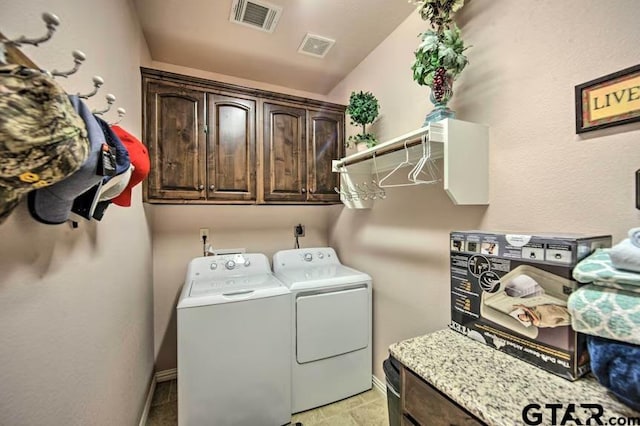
[[177, 253, 291, 426], [273, 247, 372, 413]]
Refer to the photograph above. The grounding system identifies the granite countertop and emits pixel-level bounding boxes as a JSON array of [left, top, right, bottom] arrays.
[[389, 329, 639, 426]]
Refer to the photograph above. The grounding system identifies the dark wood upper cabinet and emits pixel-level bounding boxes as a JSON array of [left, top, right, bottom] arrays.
[[263, 102, 307, 202], [207, 95, 256, 201], [307, 109, 343, 202], [142, 68, 345, 205], [146, 81, 206, 200]]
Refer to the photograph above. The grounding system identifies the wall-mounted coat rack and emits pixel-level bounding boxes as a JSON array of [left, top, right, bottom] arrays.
[[1, 11, 133, 229], [78, 75, 104, 99], [2, 12, 60, 47], [109, 107, 126, 126], [0, 12, 59, 65], [332, 119, 490, 208], [92, 93, 116, 115], [51, 49, 86, 78]]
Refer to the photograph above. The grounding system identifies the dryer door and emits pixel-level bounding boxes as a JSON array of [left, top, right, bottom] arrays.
[[296, 286, 369, 364]]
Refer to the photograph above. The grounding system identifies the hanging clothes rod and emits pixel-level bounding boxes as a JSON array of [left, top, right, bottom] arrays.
[[334, 123, 445, 169]]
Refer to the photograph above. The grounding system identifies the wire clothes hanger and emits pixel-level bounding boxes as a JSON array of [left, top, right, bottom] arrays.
[[363, 181, 386, 199], [408, 134, 440, 184], [374, 140, 420, 188], [334, 186, 352, 201]]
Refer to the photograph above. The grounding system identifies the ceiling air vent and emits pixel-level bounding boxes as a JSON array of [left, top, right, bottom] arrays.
[[230, 0, 282, 33], [297, 33, 335, 58]]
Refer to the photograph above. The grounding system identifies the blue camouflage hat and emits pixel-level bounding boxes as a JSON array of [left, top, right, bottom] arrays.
[[69, 115, 131, 221], [27, 96, 105, 225], [0, 65, 90, 224]]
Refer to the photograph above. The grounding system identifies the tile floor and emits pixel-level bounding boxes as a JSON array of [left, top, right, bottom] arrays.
[[146, 379, 388, 426]]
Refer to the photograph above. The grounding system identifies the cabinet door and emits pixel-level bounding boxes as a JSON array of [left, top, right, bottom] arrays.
[[401, 367, 484, 426], [263, 103, 307, 202], [307, 109, 343, 202], [145, 81, 206, 200], [207, 95, 256, 201]]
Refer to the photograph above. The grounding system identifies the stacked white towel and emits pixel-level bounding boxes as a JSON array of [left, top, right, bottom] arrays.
[[610, 228, 640, 273]]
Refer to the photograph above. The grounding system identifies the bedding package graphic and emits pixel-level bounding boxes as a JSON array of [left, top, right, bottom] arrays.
[[449, 231, 611, 380]]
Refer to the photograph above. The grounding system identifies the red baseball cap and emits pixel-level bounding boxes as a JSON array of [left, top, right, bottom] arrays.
[[110, 126, 150, 207]]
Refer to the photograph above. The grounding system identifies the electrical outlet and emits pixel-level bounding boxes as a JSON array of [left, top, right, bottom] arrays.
[[294, 224, 305, 237], [199, 228, 210, 241]]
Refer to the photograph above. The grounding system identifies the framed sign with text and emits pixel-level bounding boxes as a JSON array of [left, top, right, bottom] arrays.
[[575, 64, 640, 134]]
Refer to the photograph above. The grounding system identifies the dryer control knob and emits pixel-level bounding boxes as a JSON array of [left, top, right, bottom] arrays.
[[225, 260, 236, 270], [304, 253, 313, 262], [244, 259, 251, 267], [210, 262, 217, 270], [317, 252, 324, 259]]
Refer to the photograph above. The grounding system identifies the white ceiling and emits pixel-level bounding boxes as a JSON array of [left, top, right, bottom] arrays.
[[134, 0, 416, 94]]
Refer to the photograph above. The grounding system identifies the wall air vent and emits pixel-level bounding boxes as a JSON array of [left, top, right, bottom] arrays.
[[230, 0, 282, 33], [297, 33, 335, 58]]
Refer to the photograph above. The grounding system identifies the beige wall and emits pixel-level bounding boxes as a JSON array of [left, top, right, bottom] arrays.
[[0, 1, 154, 425], [147, 54, 340, 372], [328, 0, 640, 381]]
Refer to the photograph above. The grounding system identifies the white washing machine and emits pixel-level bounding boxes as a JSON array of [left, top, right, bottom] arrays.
[[272, 247, 372, 413], [177, 253, 291, 426]]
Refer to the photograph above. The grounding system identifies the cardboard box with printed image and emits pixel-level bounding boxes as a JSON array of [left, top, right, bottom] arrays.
[[449, 231, 611, 380]]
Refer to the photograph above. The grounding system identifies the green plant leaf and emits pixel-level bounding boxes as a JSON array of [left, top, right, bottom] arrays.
[[347, 91, 380, 127], [411, 22, 468, 85], [439, 45, 457, 63], [346, 132, 378, 148], [418, 32, 439, 51], [346, 92, 380, 147]]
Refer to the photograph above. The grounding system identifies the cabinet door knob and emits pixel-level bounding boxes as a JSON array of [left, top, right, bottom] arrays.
[[301, 188, 307, 193], [309, 188, 314, 194], [198, 184, 204, 190], [209, 185, 215, 190]]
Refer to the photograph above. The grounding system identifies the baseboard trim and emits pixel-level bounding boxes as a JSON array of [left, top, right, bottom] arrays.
[[139, 369, 177, 426], [138, 374, 156, 426], [372, 374, 387, 396], [156, 368, 177, 382], [141, 369, 382, 425]]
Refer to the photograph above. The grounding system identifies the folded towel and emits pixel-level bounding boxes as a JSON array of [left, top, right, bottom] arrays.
[[629, 227, 640, 248], [573, 249, 640, 288], [611, 238, 640, 273], [592, 280, 640, 295], [568, 284, 640, 345], [588, 335, 640, 411]]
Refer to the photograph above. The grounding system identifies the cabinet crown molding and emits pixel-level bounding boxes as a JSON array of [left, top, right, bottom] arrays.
[[141, 67, 346, 112]]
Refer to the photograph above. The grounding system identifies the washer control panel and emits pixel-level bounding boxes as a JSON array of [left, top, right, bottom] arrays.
[[273, 247, 340, 269], [190, 253, 271, 278]]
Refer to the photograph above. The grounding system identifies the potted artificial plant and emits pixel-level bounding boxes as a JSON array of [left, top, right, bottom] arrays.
[[346, 91, 380, 152], [410, 0, 469, 125]]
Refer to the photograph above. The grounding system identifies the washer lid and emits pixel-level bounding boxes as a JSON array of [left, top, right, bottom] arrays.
[[274, 265, 371, 290], [178, 273, 289, 308]]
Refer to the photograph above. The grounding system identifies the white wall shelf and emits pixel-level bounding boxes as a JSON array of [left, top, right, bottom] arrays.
[[332, 119, 489, 208]]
